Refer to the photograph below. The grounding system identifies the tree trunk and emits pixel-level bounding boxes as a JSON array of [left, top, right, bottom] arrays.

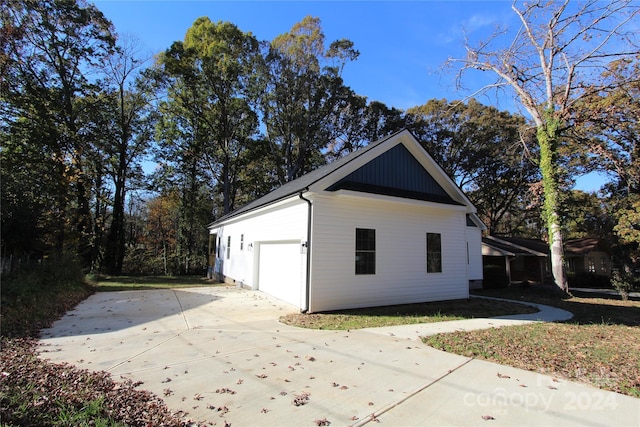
[[537, 112, 569, 293]]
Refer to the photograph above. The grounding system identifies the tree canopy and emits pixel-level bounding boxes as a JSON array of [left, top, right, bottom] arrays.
[[2, 1, 638, 278]]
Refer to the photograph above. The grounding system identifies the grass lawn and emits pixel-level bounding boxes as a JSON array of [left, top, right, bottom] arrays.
[[425, 286, 640, 397], [88, 274, 220, 291], [280, 297, 539, 329]]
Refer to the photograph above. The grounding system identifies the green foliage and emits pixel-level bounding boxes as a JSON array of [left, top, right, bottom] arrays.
[[537, 109, 563, 241], [614, 197, 640, 247], [405, 99, 541, 236], [260, 16, 359, 183], [1, 256, 91, 338], [1, 0, 116, 268], [562, 190, 613, 239], [610, 270, 637, 301]]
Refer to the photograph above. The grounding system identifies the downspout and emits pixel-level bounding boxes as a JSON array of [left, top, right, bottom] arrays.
[[299, 190, 312, 313]]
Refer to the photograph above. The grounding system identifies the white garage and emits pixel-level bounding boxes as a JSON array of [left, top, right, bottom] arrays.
[[257, 241, 303, 306]]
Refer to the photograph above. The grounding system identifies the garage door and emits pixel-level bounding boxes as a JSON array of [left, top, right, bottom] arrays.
[[258, 241, 302, 307]]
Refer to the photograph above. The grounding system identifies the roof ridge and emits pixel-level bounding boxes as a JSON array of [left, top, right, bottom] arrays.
[[207, 130, 406, 226]]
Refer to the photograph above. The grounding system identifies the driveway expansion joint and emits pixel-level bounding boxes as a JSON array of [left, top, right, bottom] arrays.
[[350, 357, 475, 427]]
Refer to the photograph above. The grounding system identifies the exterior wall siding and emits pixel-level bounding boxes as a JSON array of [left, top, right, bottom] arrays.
[[209, 198, 308, 293], [309, 194, 470, 312]]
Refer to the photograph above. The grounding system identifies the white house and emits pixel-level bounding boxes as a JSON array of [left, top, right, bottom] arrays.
[[207, 130, 485, 312]]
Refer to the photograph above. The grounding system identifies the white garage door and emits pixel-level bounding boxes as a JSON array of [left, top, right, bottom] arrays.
[[258, 241, 302, 307]]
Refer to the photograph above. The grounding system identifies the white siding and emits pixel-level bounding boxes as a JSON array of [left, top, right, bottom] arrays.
[[209, 198, 308, 306], [309, 194, 470, 312]]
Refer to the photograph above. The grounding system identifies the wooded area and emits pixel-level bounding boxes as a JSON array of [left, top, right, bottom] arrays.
[[1, 0, 638, 286]]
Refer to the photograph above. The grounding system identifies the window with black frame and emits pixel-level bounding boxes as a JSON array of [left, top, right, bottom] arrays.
[[427, 232, 442, 273], [356, 228, 376, 275]]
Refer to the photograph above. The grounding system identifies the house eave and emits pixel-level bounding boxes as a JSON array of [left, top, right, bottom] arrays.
[[328, 189, 469, 211], [207, 192, 310, 230]]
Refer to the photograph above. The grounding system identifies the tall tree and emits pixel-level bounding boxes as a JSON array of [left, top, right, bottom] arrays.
[[405, 99, 540, 236], [1, 0, 115, 267], [260, 16, 359, 182], [326, 97, 406, 161], [448, 0, 639, 293], [156, 18, 262, 271], [573, 56, 639, 195], [100, 37, 156, 274]]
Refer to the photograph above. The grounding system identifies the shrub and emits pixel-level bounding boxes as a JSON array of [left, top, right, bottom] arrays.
[[610, 270, 636, 301], [0, 255, 92, 338]]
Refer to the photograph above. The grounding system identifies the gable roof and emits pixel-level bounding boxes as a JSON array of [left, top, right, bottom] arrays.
[[564, 238, 610, 255], [482, 235, 548, 257], [326, 143, 459, 205], [208, 129, 476, 228]]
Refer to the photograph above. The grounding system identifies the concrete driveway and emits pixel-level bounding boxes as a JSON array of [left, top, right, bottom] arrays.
[[39, 286, 639, 426]]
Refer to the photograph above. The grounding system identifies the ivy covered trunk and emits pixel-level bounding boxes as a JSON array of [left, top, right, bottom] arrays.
[[537, 110, 569, 293]]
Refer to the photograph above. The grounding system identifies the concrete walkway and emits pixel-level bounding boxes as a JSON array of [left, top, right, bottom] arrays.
[[361, 295, 573, 340], [38, 287, 640, 426]]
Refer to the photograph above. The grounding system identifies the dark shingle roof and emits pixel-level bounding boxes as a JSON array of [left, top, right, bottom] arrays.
[[482, 236, 548, 257], [208, 131, 402, 227], [564, 238, 609, 255]]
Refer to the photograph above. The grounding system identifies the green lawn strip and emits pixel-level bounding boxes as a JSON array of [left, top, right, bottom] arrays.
[[423, 322, 640, 397], [88, 274, 220, 292], [280, 297, 538, 330]]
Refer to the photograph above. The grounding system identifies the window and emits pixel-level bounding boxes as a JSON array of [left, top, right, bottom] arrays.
[[427, 233, 442, 273], [240, 234, 244, 251], [587, 257, 596, 273], [355, 228, 376, 275], [227, 236, 231, 259], [600, 258, 608, 273]]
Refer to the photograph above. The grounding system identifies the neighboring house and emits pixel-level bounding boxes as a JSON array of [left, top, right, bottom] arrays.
[[207, 130, 485, 313], [481, 236, 612, 288], [481, 236, 550, 286], [565, 237, 611, 277]]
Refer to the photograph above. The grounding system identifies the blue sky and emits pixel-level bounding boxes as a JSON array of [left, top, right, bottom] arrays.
[[93, 0, 608, 191]]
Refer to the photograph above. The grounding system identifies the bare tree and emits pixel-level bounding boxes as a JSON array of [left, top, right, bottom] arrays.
[[447, 0, 639, 293]]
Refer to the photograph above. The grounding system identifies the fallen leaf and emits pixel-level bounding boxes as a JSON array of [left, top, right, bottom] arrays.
[[292, 391, 310, 406]]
